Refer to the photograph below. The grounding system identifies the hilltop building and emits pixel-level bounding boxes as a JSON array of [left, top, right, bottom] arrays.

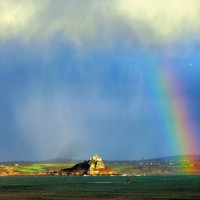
[[60, 154, 116, 176]]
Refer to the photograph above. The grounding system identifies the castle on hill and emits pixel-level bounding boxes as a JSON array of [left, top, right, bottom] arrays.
[[90, 154, 102, 162], [60, 154, 116, 176]]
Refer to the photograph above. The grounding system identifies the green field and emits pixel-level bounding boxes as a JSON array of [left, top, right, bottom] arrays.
[[21, 163, 74, 173], [0, 163, 74, 175]]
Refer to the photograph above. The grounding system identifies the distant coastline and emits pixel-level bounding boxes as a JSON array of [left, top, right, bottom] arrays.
[[1, 155, 200, 176]]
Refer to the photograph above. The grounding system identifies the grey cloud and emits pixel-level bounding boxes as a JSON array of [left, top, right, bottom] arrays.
[[1, 0, 200, 48]]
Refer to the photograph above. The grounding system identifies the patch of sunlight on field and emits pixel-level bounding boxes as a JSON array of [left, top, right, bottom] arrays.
[[15, 163, 74, 173]]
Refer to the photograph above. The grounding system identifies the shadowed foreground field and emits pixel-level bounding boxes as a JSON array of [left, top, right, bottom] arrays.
[[0, 175, 200, 200]]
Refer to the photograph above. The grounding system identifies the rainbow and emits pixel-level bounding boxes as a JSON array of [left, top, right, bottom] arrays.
[[161, 68, 198, 155], [146, 63, 199, 173]]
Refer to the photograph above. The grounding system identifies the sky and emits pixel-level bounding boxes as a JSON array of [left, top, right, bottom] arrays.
[[0, 0, 200, 161]]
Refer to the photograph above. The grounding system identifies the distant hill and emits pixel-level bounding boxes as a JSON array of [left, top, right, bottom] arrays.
[[146, 155, 200, 162], [0, 158, 84, 165], [39, 158, 84, 164], [1, 154, 200, 176], [1, 155, 200, 164]]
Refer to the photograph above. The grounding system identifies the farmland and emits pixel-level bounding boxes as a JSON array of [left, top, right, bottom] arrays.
[[1, 156, 200, 176]]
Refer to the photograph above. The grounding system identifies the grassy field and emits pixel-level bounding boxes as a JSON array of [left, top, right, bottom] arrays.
[[108, 160, 200, 175], [0, 163, 74, 175]]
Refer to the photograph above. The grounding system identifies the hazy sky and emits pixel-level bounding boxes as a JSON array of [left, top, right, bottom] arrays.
[[0, 0, 200, 161]]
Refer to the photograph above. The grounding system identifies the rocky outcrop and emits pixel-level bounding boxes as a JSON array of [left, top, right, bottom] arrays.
[[60, 154, 116, 176]]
